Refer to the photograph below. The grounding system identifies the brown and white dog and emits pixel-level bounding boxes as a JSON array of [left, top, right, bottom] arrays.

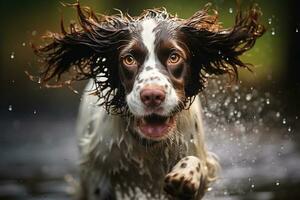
[[33, 2, 265, 199]]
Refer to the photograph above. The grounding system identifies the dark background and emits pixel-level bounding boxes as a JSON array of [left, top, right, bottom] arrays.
[[0, 0, 299, 200]]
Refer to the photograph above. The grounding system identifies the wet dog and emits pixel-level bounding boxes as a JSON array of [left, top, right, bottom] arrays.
[[33, 2, 265, 199]]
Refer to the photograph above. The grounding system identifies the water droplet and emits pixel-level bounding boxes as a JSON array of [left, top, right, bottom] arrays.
[[268, 18, 272, 25], [275, 180, 280, 186], [8, 105, 13, 111], [33, 110, 37, 114], [10, 52, 15, 59], [296, 28, 299, 33], [282, 118, 286, 124], [22, 42, 26, 47], [287, 127, 291, 132], [32, 30, 37, 36], [229, 8, 233, 14], [271, 28, 276, 35], [246, 94, 252, 101], [207, 187, 212, 191], [251, 184, 255, 188], [277, 152, 281, 156], [266, 98, 270, 104], [276, 112, 280, 118], [102, 57, 107, 62]]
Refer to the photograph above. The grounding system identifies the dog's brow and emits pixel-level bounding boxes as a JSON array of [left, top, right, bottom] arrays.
[[120, 41, 137, 55], [171, 40, 188, 59]]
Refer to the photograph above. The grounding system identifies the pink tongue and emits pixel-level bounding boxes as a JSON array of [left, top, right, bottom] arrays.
[[140, 123, 168, 138]]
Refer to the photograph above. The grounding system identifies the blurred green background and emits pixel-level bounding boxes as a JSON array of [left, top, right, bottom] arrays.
[[0, 0, 299, 117]]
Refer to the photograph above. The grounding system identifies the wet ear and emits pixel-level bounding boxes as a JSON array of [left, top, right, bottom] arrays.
[[180, 4, 266, 97], [33, 3, 130, 113]]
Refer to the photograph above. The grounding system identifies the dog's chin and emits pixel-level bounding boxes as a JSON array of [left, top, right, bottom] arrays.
[[134, 113, 176, 141]]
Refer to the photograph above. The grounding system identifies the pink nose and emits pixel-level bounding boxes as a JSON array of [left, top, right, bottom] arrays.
[[140, 86, 166, 107]]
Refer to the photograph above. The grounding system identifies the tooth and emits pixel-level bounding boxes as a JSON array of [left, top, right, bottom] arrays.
[[166, 117, 170, 124]]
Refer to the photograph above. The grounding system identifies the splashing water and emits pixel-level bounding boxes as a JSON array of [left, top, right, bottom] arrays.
[[268, 18, 272, 25], [271, 28, 276, 35], [200, 77, 298, 199], [10, 52, 15, 59], [8, 105, 13, 111]]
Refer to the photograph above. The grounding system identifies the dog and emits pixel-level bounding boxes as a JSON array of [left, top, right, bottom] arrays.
[[33, 2, 265, 199]]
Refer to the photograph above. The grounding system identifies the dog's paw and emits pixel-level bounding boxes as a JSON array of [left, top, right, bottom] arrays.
[[164, 156, 202, 199]]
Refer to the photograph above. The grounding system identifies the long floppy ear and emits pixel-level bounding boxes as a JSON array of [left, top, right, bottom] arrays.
[[179, 4, 266, 97], [32, 3, 131, 113]]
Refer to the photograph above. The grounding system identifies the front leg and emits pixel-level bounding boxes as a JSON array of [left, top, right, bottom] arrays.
[[164, 156, 204, 200]]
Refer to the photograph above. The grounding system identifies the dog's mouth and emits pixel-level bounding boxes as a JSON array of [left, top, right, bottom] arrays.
[[136, 114, 176, 140]]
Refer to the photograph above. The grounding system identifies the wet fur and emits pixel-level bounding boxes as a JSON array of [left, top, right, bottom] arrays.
[[33, 3, 265, 114], [33, 2, 265, 199]]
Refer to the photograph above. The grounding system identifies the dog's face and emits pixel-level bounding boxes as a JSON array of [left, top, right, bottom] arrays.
[[34, 4, 265, 141], [118, 18, 191, 140]]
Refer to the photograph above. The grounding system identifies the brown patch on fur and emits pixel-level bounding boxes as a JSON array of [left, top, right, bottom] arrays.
[[181, 3, 266, 97], [31, 2, 265, 114]]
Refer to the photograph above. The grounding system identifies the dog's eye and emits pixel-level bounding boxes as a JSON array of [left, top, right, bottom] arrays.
[[123, 55, 136, 66], [168, 53, 181, 64]]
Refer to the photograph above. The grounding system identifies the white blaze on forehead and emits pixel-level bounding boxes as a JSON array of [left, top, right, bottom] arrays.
[[141, 19, 157, 65]]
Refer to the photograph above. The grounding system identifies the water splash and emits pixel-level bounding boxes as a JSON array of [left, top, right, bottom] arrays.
[[282, 118, 286, 124], [268, 18, 272, 25], [10, 52, 15, 59], [271, 28, 276, 35], [276, 112, 281, 118], [245, 94, 252, 101], [32, 30, 37, 36]]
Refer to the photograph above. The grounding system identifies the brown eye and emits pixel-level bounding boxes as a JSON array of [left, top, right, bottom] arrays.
[[168, 53, 181, 64], [123, 55, 136, 66]]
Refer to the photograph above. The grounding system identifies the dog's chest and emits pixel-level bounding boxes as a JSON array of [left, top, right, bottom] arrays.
[[106, 138, 189, 199]]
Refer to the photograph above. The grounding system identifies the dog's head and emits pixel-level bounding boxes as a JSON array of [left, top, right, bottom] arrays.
[[33, 3, 265, 141]]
